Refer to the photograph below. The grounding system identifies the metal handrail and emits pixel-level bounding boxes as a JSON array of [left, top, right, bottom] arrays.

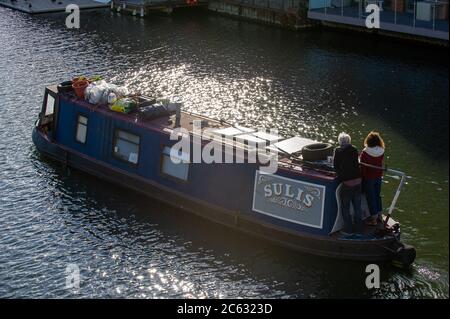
[[360, 161, 406, 226]]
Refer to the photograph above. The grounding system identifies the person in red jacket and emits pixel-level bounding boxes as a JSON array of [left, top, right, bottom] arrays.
[[360, 131, 385, 226]]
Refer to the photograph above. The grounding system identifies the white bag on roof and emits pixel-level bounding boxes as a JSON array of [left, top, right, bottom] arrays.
[[84, 80, 129, 105]]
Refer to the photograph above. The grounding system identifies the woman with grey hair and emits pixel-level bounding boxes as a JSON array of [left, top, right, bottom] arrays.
[[333, 132, 363, 234]]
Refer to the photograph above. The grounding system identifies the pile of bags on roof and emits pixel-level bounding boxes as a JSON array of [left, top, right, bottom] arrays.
[[69, 75, 181, 117], [83, 78, 141, 114]]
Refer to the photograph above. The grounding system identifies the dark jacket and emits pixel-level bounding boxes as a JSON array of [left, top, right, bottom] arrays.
[[333, 145, 361, 182]]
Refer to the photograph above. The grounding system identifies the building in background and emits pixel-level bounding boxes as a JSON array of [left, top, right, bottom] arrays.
[[1, 0, 448, 43], [307, 0, 448, 42], [0, 0, 110, 13]]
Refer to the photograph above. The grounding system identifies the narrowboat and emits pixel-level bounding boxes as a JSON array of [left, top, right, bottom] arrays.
[[32, 81, 416, 268]]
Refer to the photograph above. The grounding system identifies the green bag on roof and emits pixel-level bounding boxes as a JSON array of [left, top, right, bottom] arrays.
[[110, 98, 137, 114]]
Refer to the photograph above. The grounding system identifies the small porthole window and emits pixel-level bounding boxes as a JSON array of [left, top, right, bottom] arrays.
[[76, 115, 88, 144]]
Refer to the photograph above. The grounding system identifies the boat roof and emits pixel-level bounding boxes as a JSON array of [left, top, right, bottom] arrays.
[[51, 85, 337, 181]]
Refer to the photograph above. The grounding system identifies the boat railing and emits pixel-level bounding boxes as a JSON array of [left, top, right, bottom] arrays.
[[360, 161, 407, 226]]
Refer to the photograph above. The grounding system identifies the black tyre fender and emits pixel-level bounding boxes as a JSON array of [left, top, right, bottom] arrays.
[[301, 143, 334, 161]]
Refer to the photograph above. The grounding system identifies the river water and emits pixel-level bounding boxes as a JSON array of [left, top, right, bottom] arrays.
[[0, 7, 448, 298]]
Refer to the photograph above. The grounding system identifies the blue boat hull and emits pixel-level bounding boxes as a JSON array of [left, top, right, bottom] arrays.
[[32, 126, 403, 263]]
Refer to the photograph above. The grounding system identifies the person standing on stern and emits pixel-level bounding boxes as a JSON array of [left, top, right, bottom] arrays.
[[333, 132, 363, 235], [360, 131, 385, 226]]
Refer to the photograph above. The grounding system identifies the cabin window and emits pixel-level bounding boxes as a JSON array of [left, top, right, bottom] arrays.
[[161, 146, 189, 181], [113, 129, 140, 165], [76, 115, 88, 144]]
